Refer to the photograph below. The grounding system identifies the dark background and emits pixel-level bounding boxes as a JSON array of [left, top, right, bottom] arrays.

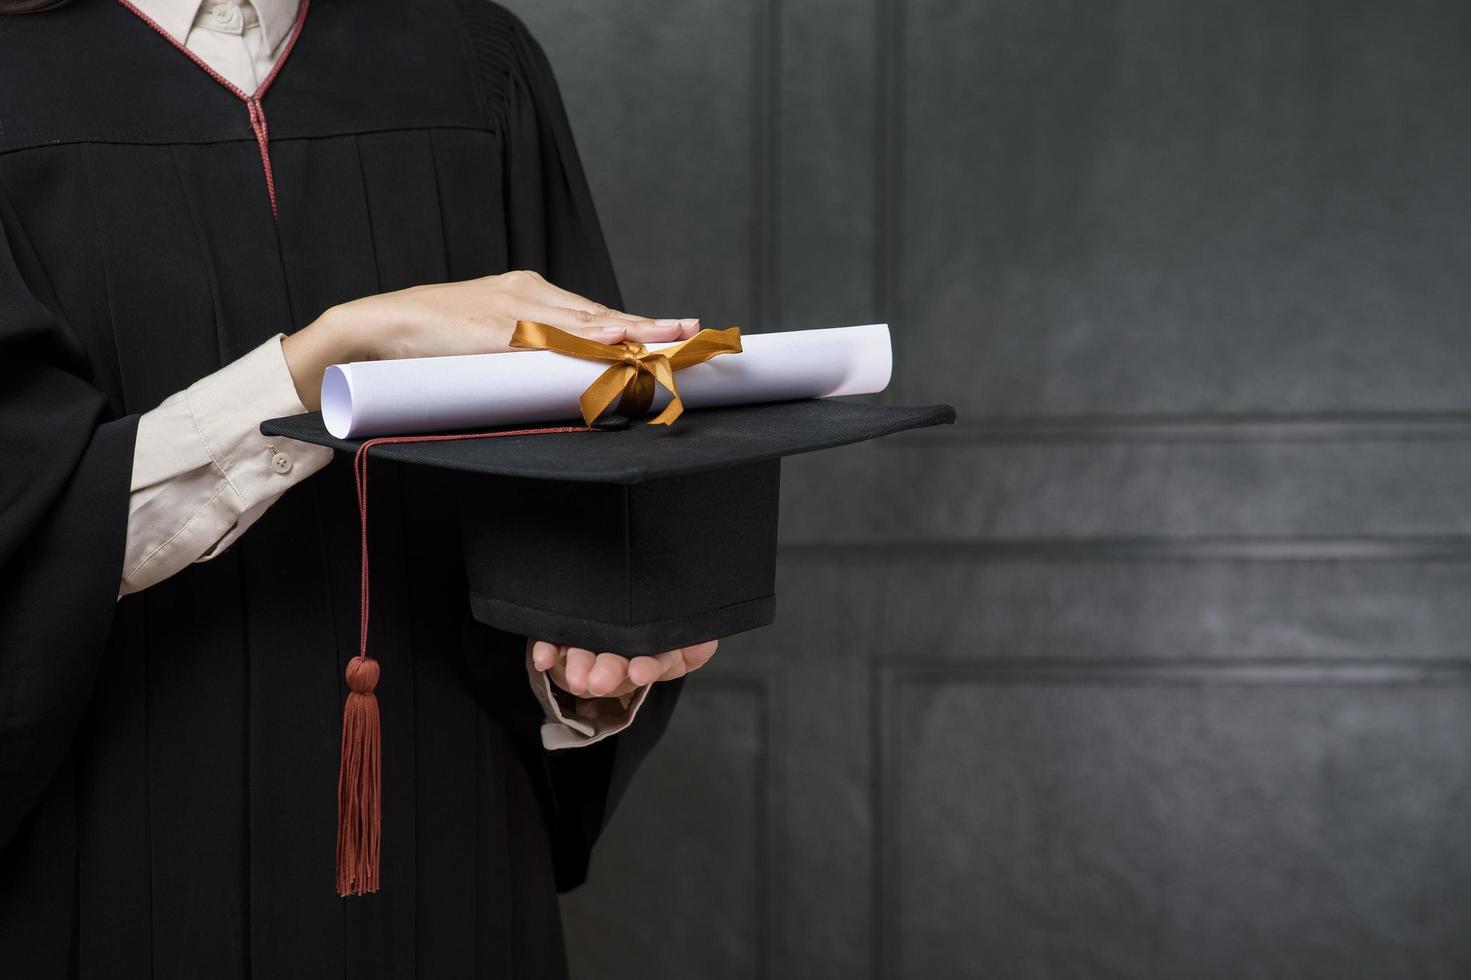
[[505, 1, 1471, 977]]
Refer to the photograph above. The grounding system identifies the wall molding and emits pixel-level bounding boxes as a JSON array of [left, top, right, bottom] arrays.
[[875, 0, 903, 392], [778, 535, 1471, 563], [754, 0, 781, 331], [869, 657, 1471, 976], [880, 412, 1471, 447], [875, 657, 1471, 688]]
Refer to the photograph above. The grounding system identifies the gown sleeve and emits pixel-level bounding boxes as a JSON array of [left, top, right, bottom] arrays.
[[0, 181, 139, 853], [477, 6, 687, 891]]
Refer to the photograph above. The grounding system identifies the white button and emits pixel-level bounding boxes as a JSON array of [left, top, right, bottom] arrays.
[[205, 3, 243, 31], [271, 451, 293, 475]]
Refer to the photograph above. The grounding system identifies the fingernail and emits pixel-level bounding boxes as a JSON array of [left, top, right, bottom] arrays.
[[653, 318, 681, 327], [680, 318, 700, 328]]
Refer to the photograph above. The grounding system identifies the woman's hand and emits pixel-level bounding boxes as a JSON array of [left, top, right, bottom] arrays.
[[530, 639, 719, 699], [281, 270, 700, 410]]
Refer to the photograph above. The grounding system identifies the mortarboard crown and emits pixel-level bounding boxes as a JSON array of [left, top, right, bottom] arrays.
[[265, 397, 953, 656]]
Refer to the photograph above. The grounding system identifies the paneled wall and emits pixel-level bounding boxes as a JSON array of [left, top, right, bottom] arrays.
[[506, 1, 1471, 977]]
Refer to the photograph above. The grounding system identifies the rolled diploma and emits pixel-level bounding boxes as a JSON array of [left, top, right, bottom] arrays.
[[321, 322, 893, 439]]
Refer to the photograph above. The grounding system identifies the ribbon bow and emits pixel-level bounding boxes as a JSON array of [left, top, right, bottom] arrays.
[[510, 320, 743, 426]]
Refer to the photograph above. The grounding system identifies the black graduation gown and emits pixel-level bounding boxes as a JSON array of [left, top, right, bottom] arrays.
[[0, 1, 683, 976]]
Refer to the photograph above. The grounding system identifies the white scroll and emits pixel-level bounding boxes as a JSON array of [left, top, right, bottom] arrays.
[[320, 322, 893, 439]]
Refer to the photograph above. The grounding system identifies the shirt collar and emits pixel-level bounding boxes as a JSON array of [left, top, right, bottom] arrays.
[[250, 0, 300, 52], [126, 0, 301, 53]]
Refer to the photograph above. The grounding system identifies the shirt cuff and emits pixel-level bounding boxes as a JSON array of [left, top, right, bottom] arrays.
[[524, 639, 653, 751], [121, 335, 334, 594], [184, 334, 335, 506]]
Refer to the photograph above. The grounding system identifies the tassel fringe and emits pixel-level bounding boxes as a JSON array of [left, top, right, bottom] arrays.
[[336, 655, 381, 896]]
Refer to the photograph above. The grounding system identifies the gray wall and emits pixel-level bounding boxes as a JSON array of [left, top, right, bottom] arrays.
[[505, 1, 1471, 977]]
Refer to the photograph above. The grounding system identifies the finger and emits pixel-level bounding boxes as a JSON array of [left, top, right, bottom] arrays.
[[612, 312, 704, 341], [507, 302, 685, 345], [531, 640, 559, 672], [589, 306, 697, 332], [587, 652, 631, 697], [627, 655, 665, 687], [630, 648, 687, 685], [547, 644, 572, 692], [547, 660, 571, 693], [652, 648, 689, 681], [588, 316, 691, 345], [681, 640, 719, 673], [514, 276, 697, 336], [624, 318, 700, 343], [508, 301, 637, 335], [562, 647, 598, 696]]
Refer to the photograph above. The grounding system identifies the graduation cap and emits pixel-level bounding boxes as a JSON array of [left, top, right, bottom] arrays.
[[267, 397, 951, 652], [262, 325, 955, 895]]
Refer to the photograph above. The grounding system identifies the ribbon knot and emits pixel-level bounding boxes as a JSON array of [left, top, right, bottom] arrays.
[[510, 320, 742, 426]]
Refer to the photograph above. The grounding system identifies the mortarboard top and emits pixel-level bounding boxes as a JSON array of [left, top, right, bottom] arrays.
[[264, 398, 955, 656]]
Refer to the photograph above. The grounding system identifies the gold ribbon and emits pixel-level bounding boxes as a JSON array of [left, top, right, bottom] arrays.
[[510, 320, 743, 426]]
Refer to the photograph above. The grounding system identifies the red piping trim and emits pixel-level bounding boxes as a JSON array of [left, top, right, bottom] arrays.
[[114, 0, 312, 221], [245, 98, 277, 220]]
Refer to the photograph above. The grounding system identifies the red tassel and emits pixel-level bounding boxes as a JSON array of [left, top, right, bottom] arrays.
[[336, 654, 381, 896], [338, 436, 386, 896], [337, 425, 598, 897]]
